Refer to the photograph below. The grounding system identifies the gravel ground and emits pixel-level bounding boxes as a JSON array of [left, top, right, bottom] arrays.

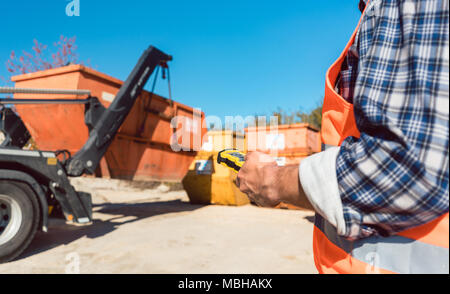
[[0, 177, 317, 274]]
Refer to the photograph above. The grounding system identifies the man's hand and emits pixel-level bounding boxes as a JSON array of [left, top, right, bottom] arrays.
[[236, 151, 314, 210], [235, 152, 279, 207]]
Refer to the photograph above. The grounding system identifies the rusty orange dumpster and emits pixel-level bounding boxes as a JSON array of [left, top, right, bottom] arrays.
[[245, 123, 321, 165], [11, 64, 206, 182], [245, 123, 321, 210]]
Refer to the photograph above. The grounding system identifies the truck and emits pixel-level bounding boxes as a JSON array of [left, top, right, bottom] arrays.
[[0, 46, 172, 262]]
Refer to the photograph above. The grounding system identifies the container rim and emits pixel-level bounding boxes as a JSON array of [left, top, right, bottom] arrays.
[[11, 64, 123, 86]]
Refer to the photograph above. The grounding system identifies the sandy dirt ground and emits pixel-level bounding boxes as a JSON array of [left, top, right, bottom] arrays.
[[0, 177, 317, 274]]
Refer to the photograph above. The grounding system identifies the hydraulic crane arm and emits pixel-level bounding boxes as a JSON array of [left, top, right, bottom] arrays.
[[66, 46, 172, 176]]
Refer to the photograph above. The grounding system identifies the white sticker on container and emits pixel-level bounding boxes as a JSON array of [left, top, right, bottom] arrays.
[[102, 91, 116, 102], [195, 160, 213, 175], [273, 157, 286, 166], [266, 133, 285, 150]]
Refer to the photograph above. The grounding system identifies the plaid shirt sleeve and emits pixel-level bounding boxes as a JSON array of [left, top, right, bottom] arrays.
[[336, 0, 449, 239]]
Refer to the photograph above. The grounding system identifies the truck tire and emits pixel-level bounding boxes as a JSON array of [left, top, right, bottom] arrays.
[[0, 181, 40, 263]]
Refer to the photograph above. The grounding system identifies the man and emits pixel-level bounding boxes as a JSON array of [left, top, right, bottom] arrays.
[[236, 0, 449, 274]]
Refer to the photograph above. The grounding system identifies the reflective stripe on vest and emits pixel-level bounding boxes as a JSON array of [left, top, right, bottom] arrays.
[[314, 214, 449, 274], [316, 0, 450, 274]]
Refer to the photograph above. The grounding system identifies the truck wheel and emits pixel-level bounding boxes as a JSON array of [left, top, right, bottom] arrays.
[[0, 181, 40, 263]]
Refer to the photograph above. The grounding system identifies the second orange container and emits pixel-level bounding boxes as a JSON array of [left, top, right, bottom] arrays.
[[245, 123, 321, 165]]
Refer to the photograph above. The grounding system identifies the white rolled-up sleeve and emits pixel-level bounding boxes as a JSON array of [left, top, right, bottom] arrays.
[[299, 146, 347, 236]]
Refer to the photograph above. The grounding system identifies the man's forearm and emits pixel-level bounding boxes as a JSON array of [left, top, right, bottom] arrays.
[[271, 164, 314, 210]]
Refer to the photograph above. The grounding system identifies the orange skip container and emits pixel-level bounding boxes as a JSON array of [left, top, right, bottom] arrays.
[[245, 123, 321, 211], [245, 123, 321, 165], [12, 65, 206, 182]]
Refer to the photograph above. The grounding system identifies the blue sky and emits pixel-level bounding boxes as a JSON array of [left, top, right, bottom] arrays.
[[0, 0, 361, 119]]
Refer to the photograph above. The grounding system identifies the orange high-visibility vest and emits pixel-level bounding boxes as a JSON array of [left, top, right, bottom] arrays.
[[316, 2, 449, 274]]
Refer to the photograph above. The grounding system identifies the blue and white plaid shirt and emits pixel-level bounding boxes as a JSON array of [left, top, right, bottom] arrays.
[[336, 0, 449, 239]]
